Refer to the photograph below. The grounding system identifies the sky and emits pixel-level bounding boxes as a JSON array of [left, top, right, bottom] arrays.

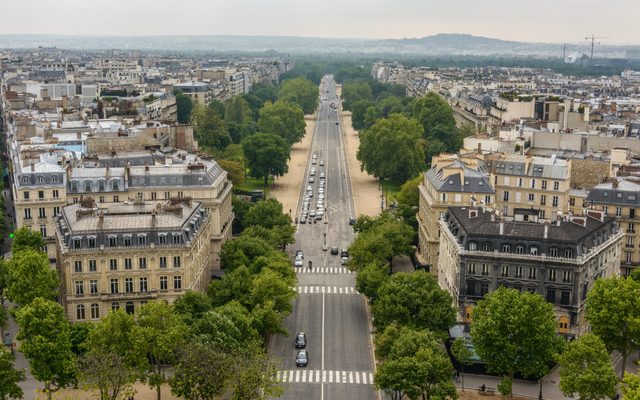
[[2, 0, 639, 44]]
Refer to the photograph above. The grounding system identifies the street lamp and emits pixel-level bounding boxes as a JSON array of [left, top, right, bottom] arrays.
[[538, 377, 543, 400]]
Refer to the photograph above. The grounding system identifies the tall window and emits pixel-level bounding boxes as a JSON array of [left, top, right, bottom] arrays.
[[110, 279, 118, 294], [159, 257, 167, 268], [109, 236, 117, 247], [616, 208, 623, 217], [515, 245, 524, 254], [139, 258, 147, 269], [528, 268, 537, 280], [553, 182, 559, 191], [467, 263, 476, 275], [109, 259, 118, 271], [563, 271, 572, 283], [89, 260, 97, 272], [549, 248, 559, 257], [514, 266, 523, 278], [173, 256, 181, 268], [89, 279, 98, 294], [53, 206, 61, 217], [140, 277, 148, 292], [481, 264, 490, 276], [123, 236, 132, 247], [159, 234, 167, 245], [173, 275, 182, 290], [74, 260, 83, 273], [38, 190, 44, 199], [91, 303, 100, 319], [540, 195, 546, 206], [138, 235, 146, 246], [548, 269, 557, 282], [75, 281, 84, 295], [546, 289, 556, 303], [528, 193, 534, 202], [503, 191, 510, 201], [541, 180, 547, 190], [124, 258, 132, 270], [125, 278, 133, 293], [88, 237, 96, 248], [76, 305, 85, 320], [111, 302, 120, 311], [552, 196, 559, 207], [501, 265, 509, 277], [53, 189, 59, 198], [24, 208, 31, 219], [160, 276, 168, 290]]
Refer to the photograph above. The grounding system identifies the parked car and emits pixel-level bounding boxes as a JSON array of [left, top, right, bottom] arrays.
[[306, 185, 312, 191], [296, 350, 309, 367], [340, 249, 349, 258], [330, 246, 339, 255], [349, 218, 356, 225], [295, 332, 307, 349], [309, 177, 315, 183], [319, 160, 325, 166]]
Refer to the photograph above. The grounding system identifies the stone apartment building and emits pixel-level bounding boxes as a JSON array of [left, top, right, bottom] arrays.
[[438, 207, 622, 335], [54, 198, 212, 322]]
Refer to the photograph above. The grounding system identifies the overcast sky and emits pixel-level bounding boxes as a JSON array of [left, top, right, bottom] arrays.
[[2, 0, 639, 44]]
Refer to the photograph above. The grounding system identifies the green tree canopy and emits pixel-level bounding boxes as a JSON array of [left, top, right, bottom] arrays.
[[585, 276, 640, 378], [15, 298, 76, 400], [220, 234, 274, 272], [244, 198, 292, 229], [0, 347, 24, 400], [192, 103, 231, 151], [257, 101, 306, 145], [11, 227, 45, 253], [6, 249, 59, 306], [357, 113, 425, 184], [242, 133, 290, 185], [413, 92, 456, 134], [341, 82, 373, 110], [217, 159, 245, 187], [396, 175, 422, 208], [557, 333, 617, 400], [623, 373, 640, 400], [208, 266, 254, 309], [355, 262, 389, 301], [471, 287, 560, 394], [277, 78, 319, 114], [190, 310, 246, 352], [451, 338, 474, 391], [173, 90, 193, 124], [372, 271, 455, 334], [170, 340, 232, 400], [173, 291, 213, 325]]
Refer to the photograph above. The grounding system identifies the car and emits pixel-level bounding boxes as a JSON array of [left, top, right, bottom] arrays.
[[340, 249, 349, 258], [341, 257, 348, 265], [309, 177, 315, 183], [320, 172, 325, 179], [319, 160, 325, 166], [300, 217, 307, 224], [295, 250, 304, 259], [312, 159, 317, 165], [296, 350, 309, 367], [349, 217, 356, 225], [294, 255, 304, 267], [319, 182, 325, 188], [309, 210, 316, 218], [295, 332, 307, 349], [318, 188, 324, 194], [310, 170, 316, 176], [308, 191, 313, 198], [313, 154, 317, 159], [318, 194, 325, 199], [306, 185, 312, 191], [330, 246, 339, 255], [316, 213, 323, 221]]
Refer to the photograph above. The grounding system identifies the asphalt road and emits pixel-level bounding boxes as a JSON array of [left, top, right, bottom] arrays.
[[270, 76, 377, 400]]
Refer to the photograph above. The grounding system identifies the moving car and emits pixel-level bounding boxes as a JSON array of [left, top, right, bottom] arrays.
[[320, 160, 325, 166], [341, 256, 348, 265], [340, 249, 349, 258], [295, 332, 307, 349], [295, 250, 304, 259], [330, 246, 339, 255], [294, 255, 304, 267], [349, 218, 356, 225], [309, 177, 314, 183], [296, 350, 309, 367]]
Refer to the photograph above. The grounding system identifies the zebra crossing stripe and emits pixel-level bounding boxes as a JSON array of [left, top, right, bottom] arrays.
[[277, 370, 373, 385]]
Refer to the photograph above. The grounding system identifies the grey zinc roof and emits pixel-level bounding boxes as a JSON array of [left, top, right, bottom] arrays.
[[586, 180, 640, 206], [425, 162, 494, 194]]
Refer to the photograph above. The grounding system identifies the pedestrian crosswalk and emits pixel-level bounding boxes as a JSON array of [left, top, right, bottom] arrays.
[[295, 267, 354, 274], [295, 286, 358, 294], [276, 370, 374, 385]]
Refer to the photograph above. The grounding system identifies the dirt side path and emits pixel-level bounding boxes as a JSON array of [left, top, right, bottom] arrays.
[[271, 115, 316, 218], [341, 111, 381, 217]]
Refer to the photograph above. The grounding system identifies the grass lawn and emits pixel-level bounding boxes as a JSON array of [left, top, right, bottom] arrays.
[[234, 176, 274, 193]]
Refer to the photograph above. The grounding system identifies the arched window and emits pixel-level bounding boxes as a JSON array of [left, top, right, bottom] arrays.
[[125, 302, 135, 314], [90, 303, 100, 319], [111, 302, 120, 311], [76, 304, 85, 320]]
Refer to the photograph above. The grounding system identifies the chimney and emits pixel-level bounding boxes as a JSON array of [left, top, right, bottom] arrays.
[[544, 223, 549, 239]]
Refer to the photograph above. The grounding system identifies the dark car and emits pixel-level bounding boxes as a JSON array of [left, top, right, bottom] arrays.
[[330, 246, 339, 255], [295, 250, 304, 259], [340, 249, 349, 258], [294, 332, 306, 349], [349, 218, 356, 225], [296, 349, 309, 367]]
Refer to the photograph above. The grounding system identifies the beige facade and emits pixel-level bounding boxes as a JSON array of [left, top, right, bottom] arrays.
[[55, 199, 213, 322]]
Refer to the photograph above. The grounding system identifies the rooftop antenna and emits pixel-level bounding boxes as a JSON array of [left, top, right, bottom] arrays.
[[584, 34, 609, 59]]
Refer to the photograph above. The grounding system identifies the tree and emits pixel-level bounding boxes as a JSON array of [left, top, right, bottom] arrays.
[[214, 301, 260, 346], [557, 333, 617, 400], [0, 347, 24, 400], [257, 101, 306, 145], [451, 338, 473, 391], [79, 350, 136, 400], [225, 96, 252, 126], [244, 198, 292, 230], [351, 99, 373, 130], [277, 78, 319, 114], [396, 175, 422, 208], [220, 235, 274, 272], [192, 103, 231, 151], [341, 82, 373, 110], [15, 298, 77, 400], [217, 159, 245, 187], [208, 266, 254, 309], [134, 301, 189, 400], [471, 287, 560, 397], [622, 372, 640, 400], [585, 276, 640, 378], [170, 341, 232, 400], [173, 291, 213, 325], [231, 196, 253, 234], [372, 271, 455, 334], [174, 90, 193, 124], [250, 268, 296, 316], [242, 133, 290, 186], [355, 262, 388, 300], [412, 92, 456, 135], [11, 227, 44, 253], [357, 113, 425, 184], [242, 225, 296, 251], [5, 249, 59, 306], [69, 323, 91, 356], [228, 347, 282, 400]]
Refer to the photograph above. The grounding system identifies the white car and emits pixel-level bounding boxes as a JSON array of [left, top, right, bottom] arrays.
[[294, 255, 304, 267], [306, 185, 312, 191], [309, 177, 315, 183], [320, 160, 325, 166], [310, 170, 316, 176]]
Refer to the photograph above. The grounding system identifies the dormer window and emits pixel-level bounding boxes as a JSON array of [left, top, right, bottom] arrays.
[[22, 176, 29, 184], [137, 234, 147, 246], [72, 237, 82, 249], [123, 235, 132, 246], [173, 234, 181, 244], [52, 176, 58, 183], [37, 176, 44, 184], [112, 180, 119, 191], [158, 233, 167, 245]]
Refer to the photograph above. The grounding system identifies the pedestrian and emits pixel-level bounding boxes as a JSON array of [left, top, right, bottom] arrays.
[[480, 384, 486, 392]]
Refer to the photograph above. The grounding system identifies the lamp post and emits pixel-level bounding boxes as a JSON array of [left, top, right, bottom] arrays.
[[538, 377, 543, 400]]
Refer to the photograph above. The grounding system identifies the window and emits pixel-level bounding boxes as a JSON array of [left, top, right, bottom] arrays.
[[528, 193, 534, 202], [139, 277, 148, 292], [565, 248, 573, 258], [24, 208, 31, 219], [173, 234, 181, 244], [113, 195, 119, 202], [528, 268, 537, 280], [40, 225, 47, 238], [109, 236, 117, 247], [23, 192, 30, 200], [53, 206, 60, 217], [125, 278, 133, 293], [604, 206, 608, 216], [76, 305, 85, 320], [560, 291, 571, 305], [164, 192, 170, 199], [467, 281, 476, 296], [502, 244, 510, 253], [123, 235, 132, 247], [515, 245, 524, 254], [530, 246, 538, 255], [22, 176, 29, 184], [552, 196, 559, 207], [173, 256, 181, 268], [481, 264, 489, 276], [616, 207, 623, 217], [514, 266, 523, 278], [38, 190, 44, 199], [563, 270, 572, 283], [160, 276, 168, 290], [482, 242, 491, 251], [629, 223, 636, 233], [52, 175, 58, 183], [503, 191, 510, 201], [548, 269, 557, 281], [569, 197, 575, 206], [540, 195, 546, 206], [173, 275, 182, 290], [479, 283, 489, 296], [98, 181, 105, 191], [546, 289, 556, 304], [542, 180, 547, 190], [99, 196, 105, 203], [517, 178, 522, 187], [110, 279, 118, 294], [109, 259, 118, 271], [530, 179, 535, 189], [139, 257, 147, 269], [159, 234, 167, 245], [501, 265, 509, 277], [73, 238, 81, 249], [504, 176, 510, 186], [631, 209, 636, 219], [484, 195, 491, 205], [74, 260, 83, 273], [89, 260, 97, 272], [626, 252, 633, 263], [88, 237, 96, 248], [75, 281, 84, 295], [112, 180, 119, 191], [91, 303, 100, 319], [124, 258, 132, 270], [84, 181, 91, 192], [111, 302, 120, 311], [467, 263, 476, 274], [553, 182, 559, 191], [51, 189, 59, 199], [178, 191, 184, 198], [89, 279, 98, 294], [137, 235, 146, 246], [159, 257, 167, 268], [549, 247, 559, 257], [151, 192, 157, 200], [469, 242, 477, 251]]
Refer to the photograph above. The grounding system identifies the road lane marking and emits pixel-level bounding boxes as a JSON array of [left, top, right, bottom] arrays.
[[295, 286, 358, 294], [349, 371, 353, 383], [321, 292, 325, 370], [294, 267, 354, 274], [302, 370, 307, 383], [355, 372, 360, 384]]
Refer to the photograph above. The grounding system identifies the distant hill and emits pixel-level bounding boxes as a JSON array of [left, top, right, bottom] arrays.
[[0, 33, 637, 58]]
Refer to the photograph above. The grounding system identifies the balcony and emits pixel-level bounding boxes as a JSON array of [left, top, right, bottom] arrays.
[[100, 290, 158, 301]]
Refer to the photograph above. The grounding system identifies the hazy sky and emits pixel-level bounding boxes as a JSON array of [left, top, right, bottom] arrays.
[[3, 0, 639, 44]]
